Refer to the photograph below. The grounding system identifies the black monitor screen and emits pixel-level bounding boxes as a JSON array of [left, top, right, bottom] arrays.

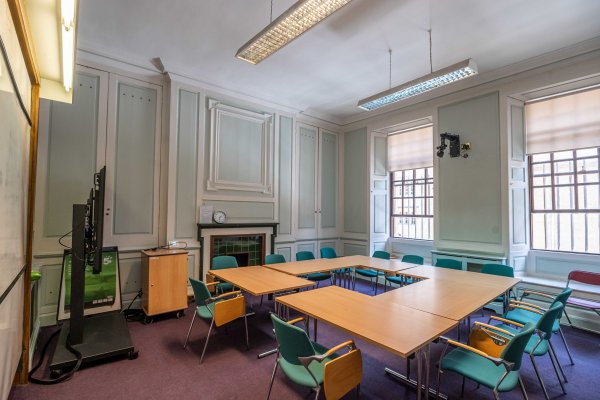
[[92, 166, 106, 274]]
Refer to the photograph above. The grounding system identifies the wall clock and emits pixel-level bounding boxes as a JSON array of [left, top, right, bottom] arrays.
[[213, 210, 227, 224]]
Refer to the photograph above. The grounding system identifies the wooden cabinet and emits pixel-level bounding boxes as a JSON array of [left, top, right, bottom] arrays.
[[141, 249, 188, 318]]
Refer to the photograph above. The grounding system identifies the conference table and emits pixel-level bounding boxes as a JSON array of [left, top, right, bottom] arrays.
[[272, 256, 521, 400], [276, 286, 457, 400]]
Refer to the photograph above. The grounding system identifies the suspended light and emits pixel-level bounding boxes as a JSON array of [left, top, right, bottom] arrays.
[[61, 0, 77, 91]]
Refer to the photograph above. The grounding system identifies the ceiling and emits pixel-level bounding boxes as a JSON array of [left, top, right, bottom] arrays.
[[77, 0, 600, 122]]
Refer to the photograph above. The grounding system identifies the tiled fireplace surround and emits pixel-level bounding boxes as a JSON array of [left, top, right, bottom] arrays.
[[198, 224, 277, 281]]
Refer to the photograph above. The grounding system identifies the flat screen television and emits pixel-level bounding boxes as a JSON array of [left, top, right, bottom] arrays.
[[92, 166, 106, 274]]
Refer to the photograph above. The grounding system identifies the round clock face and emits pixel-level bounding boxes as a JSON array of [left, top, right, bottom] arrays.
[[213, 210, 227, 224]]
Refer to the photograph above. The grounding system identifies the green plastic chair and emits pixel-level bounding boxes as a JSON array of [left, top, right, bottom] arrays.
[[265, 254, 286, 264], [482, 264, 516, 306], [491, 303, 566, 400], [211, 256, 238, 293], [266, 314, 362, 400], [353, 251, 389, 294], [320, 247, 337, 259], [435, 258, 463, 270], [385, 254, 424, 290], [503, 287, 574, 380], [436, 322, 536, 399], [184, 278, 249, 364], [296, 251, 331, 287]]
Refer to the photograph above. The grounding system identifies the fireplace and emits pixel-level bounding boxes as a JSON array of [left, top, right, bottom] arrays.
[[210, 234, 265, 267]]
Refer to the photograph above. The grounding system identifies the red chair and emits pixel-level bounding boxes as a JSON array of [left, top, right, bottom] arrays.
[[565, 271, 600, 328]]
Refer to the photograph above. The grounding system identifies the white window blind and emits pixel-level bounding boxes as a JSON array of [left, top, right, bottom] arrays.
[[387, 126, 433, 171], [526, 87, 600, 154]]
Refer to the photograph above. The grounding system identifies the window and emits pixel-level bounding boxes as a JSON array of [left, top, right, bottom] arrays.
[[391, 167, 434, 240], [529, 146, 600, 254]]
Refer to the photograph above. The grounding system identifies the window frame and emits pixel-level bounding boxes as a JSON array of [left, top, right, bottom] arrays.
[[390, 166, 434, 240], [528, 146, 600, 254]]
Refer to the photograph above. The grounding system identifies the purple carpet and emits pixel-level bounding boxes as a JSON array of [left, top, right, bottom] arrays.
[[10, 280, 600, 400]]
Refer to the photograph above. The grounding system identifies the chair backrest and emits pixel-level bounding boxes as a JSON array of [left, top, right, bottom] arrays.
[[550, 287, 573, 319], [536, 303, 564, 340], [265, 254, 286, 265], [500, 322, 536, 371], [372, 250, 390, 260], [271, 314, 316, 365], [568, 270, 600, 287], [435, 258, 462, 270], [296, 251, 315, 261], [401, 255, 424, 265], [320, 247, 337, 259], [189, 277, 212, 304], [214, 295, 246, 327], [481, 263, 514, 278], [211, 255, 238, 270], [323, 348, 363, 400]]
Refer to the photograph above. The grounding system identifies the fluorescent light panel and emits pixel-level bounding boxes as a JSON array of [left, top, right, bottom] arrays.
[[61, 0, 76, 91], [358, 59, 478, 111], [236, 0, 352, 64]]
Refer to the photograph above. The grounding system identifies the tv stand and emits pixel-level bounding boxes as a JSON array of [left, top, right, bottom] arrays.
[[49, 312, 136, 374]]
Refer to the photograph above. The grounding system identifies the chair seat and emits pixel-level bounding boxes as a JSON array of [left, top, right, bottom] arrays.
[[495, 324, 549, 356], [567, 297, 600, 310], [441, 348, 520, 392], [504, 309, 561, 333], [278, 342, 337, 388], [386, 276, 403, 284], [306, 272, 331, 282], [196, 303, 216, 319], [356, 269, 382, 278]]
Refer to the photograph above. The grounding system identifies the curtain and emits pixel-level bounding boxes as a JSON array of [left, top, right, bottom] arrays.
[[387, 125, 433, 170]]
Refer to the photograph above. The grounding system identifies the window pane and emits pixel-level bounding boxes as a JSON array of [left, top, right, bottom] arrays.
[[531, 213, 546, 250], [572, 213, 586, 253], [393, 171, 402, 180], [578, 185, 599, 209], [554, 150, 573, 160], [577, 158, 598, 172], [393, 184, 402, 197], [576, 148, 598, 158], [532, 163, 551, 176], [533, 187, 552, 210], [587, 213, 600, 254], [414, 184, 424, 197], [403, 199, 414, 214], [578, 173, 599, 184], [554, 160, 574, 173], [557, 213, 573, 251], [533, 176, 551, 186], [426, 167, 433, 177], [554, 174, 574, 185], [404, 169, 413, 180], [555, 186, 574, 209], [415, 168, 425, 179], [532, 153, 551, 162]]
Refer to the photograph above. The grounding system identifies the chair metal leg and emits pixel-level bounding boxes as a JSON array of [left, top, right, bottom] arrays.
[[314, 386, 321, 400], [558, 326, 575, 365], [356, 383, 360, 398], [183, 311, 197, 348], [260, 295, 264, 307], [549, 344, 567, 394], [563, 309, 573, 326], [518, 376, 529, 400], [435, 367, 443, 397], [199, 318, 215, 364], [460, 376, 466, 398], [266, 357, 279, 400], [244, 313, 250, 350], [549, 340, 568, 383], [530, 355, 550, 400], [374, 277, 378, 295], [492, 389, 500, 400]]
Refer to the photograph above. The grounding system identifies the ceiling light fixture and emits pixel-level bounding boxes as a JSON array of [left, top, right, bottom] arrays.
[[358, 30, 478, 111], [61, 0, 77, 92], [235, 0, 352, 65]]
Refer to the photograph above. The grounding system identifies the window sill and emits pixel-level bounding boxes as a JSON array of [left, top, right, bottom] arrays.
[[519, 274, 600, 297]]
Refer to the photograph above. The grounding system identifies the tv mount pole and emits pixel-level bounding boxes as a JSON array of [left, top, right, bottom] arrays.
[[69, 203, 87, 345]]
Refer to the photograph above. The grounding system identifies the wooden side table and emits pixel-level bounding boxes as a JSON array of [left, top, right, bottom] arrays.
[[141, 249, 188, 322]]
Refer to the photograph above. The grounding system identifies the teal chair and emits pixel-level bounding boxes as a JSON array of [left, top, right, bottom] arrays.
[[353, 251, 390, 294], [265, 254, 286, 264], [490, 303, 566, 400], [321, 247, 351, 287], [384, 254, 424, 291], [266, 314, 362, 400], [296, 251, 331, 287], [482, 264, 516, 308], [504, 287, 574, 380], [436, 321, 536, 399], [319, 247, 337, 259], [435, 258, 463, 270], [184, 278, 249, 364], [211, 256, 238, 293]]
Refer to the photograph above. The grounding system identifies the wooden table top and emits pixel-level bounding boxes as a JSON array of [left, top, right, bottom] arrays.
[[264, 258, 340, 276], [142, 248, 188, 257], [340, 255, 419, 273], [375, 278, 512, 321], [400, 265, 520, 291], [276, 286, 457, 357], [208, 266, 315, 296]]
